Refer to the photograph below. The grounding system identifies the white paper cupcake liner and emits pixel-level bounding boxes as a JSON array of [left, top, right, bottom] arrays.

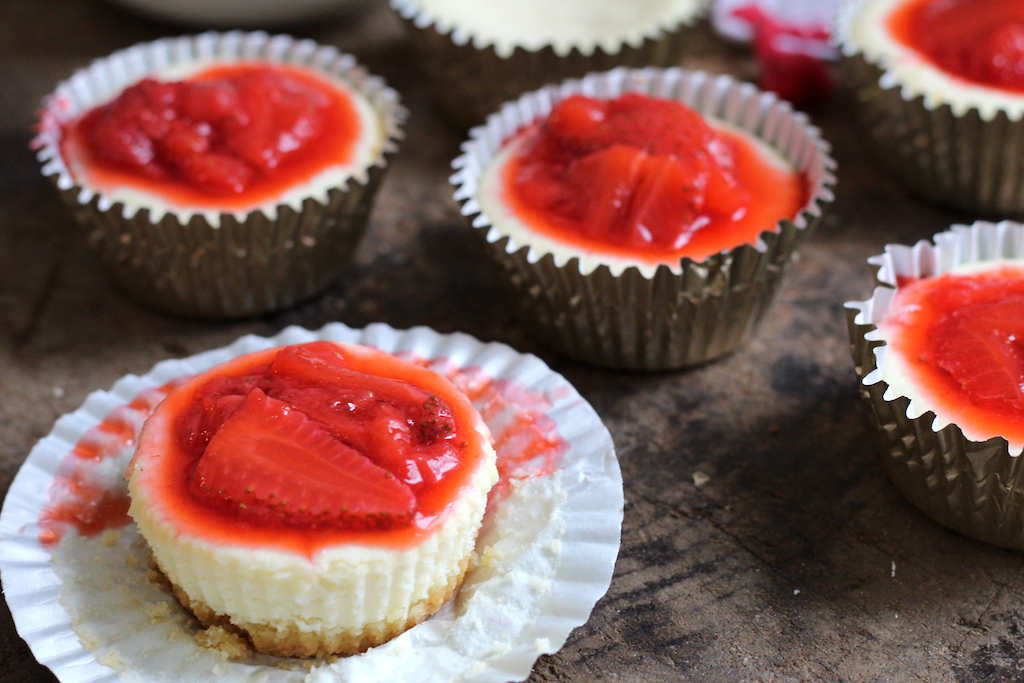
[[836, 0, 1024, 215], [389, 0, 710, 128], [0, 323, 622, 682], [845, 220, 1024, 549], [34, 32, 406, 318], [452, 67, 836, 370]]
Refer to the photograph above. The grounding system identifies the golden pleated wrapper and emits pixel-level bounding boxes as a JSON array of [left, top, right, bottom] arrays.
[[451, 67, 836, 370], [35, 31, 405, 319], [390, 0, 710, 130], [846, 220, 1024, 549]]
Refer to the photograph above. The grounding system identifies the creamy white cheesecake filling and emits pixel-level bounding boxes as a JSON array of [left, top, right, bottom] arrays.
[[476, 118, 798, 278], [842, 0, 1024, 120], [410, 0, 705, 57], [128, 448, 496, 635], [61, 60, 386, 225]]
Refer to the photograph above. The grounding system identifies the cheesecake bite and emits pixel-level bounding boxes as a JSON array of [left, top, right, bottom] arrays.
[[126, 341, 498, 657], [847, 220, 1024, 549], [838, 0, 1024, 213], [453, 68, 835, 370], [35, 33, 404, 318]]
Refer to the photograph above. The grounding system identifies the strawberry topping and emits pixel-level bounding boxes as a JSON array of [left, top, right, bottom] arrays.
[[503, 92, 802, 261], [175, 342, 473, 531], [192, 389, 415, 529], [70, 63, 353, 196], [890, 0, 1024, 94]]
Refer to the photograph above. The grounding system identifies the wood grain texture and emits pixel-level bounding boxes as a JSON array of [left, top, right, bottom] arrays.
[[1, 1, 1021, 682]]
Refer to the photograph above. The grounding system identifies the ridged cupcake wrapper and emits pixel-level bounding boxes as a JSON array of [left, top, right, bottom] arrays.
[[452, 67, 836, 371], [34, 31, 405, 319], [845, 220, 1024, 549], [389, 0, 710, 129], [837, 1, 1024, 216]]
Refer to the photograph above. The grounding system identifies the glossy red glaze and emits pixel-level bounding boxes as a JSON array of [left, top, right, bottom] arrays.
[[61, 62, 364, 208], [131, 342, 492, 555], [502, 93, 805, 263], [38, 472, 132, 547], [888, 0, 1024, 93], [882, 265, 1024, 444], [37, 349, 566, 552]]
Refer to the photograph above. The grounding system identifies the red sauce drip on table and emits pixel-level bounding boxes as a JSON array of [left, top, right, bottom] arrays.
[[888, 0, 1024, 94], [503, 93, 806, 263], [882, 266, 1024, 445], [61, 62, 363, 209]]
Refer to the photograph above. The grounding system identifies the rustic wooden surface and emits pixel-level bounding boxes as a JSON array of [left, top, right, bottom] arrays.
[[2, 1, 1023, 681]]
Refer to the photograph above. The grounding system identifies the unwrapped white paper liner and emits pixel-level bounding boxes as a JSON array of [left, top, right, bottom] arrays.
[[0, 323, 622, 683]]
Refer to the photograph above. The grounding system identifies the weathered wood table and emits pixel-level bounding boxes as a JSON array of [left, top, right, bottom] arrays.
[[2, 1, 1020, 681]]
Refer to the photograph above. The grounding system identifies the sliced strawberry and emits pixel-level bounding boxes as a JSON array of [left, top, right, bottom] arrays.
[[363, 403, 422, 486], [625, 154, 704, 250], [560, 144, 645, 242], [266, 343, 457, 446], [191, 389, 416, 530], [174, 151, 254, 195], [545, 95, 608, 154], [86, 113, 159, 177], [927, 299, 1024, 414], [223, 69, 327, 172], [159, 120, 211, 159], [177, 392, 246, 454], [180, 80, 241, 124], [602, 93, 716, 159]]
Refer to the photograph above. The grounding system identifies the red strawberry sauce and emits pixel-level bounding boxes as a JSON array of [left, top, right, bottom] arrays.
[[128, 342, 492, 555], [60, 62, 364, 209], [888, 0, 1024, 93], [501, 93, 806, 263], [881, 265, 1024, 445], [38, 345, 566, 554]]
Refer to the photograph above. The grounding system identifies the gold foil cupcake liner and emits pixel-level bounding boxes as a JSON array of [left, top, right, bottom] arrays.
[[389, 0, 710, 129], [34, 31, 405, 319], [846, 220, 1024, 549], [452, 67, 836, 370], [836, 0, 1024, 216]]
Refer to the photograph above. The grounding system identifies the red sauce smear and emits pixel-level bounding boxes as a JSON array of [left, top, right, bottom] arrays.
[[502, 93, 806, 263], [60, 62, 363, 209], [888, 0, 1024, 94], [881, 265, 1024, 445], [39, 385, 179, 546]]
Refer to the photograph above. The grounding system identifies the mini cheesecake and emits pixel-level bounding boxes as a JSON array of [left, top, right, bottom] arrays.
[[35, 33, 404, 318], [846, 220, 1024, 549], [838, 0, 1024, 213], [845, 0, 1024, 119], [126, 341, 498, 657], [453, 68, 835, 370]]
